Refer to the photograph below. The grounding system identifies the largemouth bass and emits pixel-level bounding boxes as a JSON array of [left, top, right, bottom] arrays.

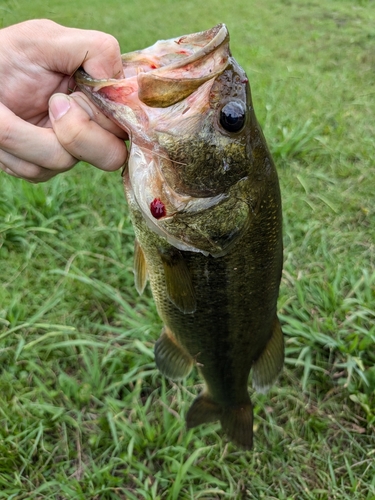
[[75, 24, 284, 449]]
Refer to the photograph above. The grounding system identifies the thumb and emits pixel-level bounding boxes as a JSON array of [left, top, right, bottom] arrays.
[[49, 93, 72, 121]]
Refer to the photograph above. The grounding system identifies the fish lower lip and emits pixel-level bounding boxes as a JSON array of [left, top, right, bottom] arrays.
[[136, 24, 230, 107]]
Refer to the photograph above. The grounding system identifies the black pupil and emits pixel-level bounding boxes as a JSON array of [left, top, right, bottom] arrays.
[[220, 102, 246, 133]]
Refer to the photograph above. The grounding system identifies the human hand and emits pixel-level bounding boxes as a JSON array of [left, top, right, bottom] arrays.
[[0, 19, 128, 182]]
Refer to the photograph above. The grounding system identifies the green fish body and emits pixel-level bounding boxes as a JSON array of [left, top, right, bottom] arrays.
[[75, 24, 284, 449]]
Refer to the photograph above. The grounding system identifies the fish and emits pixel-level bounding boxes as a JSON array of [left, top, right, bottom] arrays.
[[75, 24, 284, 449]]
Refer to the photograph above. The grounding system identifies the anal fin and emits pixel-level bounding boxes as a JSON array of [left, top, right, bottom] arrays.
[[252, 314, 284, 393], [133, 239, 148, 295], [154, 326, 193, 380], [159, 247, 196, 314]]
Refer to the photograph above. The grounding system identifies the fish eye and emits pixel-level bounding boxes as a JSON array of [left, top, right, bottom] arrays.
[[219, 101, 246, 133]]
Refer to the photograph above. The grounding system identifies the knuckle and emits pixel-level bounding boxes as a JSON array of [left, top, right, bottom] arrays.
[[28, 163, 72, 182], [53, 119, 87, 157], [24, 164, 50, 182], [51, 148, 77, 170], [96, 33, 121, 56], [30, 166, 51, 181], [57, 127, 85, 153], [0, 122, 15, 149], [103, 142, 127, 171], [39, 140, 77, 171]]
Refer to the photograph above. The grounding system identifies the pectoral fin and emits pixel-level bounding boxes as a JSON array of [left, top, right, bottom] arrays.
[[154, 326, 193, 380], [133, 239, 148, 295], [252, 315, 284, 393], [159, 247, 196, 314]]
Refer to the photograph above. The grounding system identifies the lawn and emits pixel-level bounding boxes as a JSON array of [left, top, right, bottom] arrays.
[[1, 0, 375, 498]]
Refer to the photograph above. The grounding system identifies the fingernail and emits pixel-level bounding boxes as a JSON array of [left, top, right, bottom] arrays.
[[49, 94, 71, 120]]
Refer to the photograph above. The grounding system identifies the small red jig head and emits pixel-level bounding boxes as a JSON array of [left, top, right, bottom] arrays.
[[150, 198, 166, 219]]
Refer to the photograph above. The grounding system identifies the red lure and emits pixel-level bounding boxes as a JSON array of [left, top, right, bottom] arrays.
[[150, 198, 166, 219]]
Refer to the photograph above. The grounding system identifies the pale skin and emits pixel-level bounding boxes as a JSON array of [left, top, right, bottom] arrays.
[[0, 19, 128, 182]]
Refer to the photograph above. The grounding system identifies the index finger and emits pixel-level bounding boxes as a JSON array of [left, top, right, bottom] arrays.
[[18, 20, 124, 80]]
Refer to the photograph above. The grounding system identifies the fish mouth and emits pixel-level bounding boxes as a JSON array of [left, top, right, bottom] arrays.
[[128, 23, 230, 108], [75, 24, 229, 112]]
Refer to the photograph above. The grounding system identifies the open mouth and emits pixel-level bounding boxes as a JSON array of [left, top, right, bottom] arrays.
[[74, 24, 230, 123]]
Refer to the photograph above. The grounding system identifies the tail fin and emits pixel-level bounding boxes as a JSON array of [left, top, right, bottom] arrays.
[[220, 401, 253, 450], [186, 392, 253, 450], [186, 393, 222, 428]]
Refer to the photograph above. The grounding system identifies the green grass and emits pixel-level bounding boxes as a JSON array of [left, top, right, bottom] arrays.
[[1, 0, 375, 498]]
